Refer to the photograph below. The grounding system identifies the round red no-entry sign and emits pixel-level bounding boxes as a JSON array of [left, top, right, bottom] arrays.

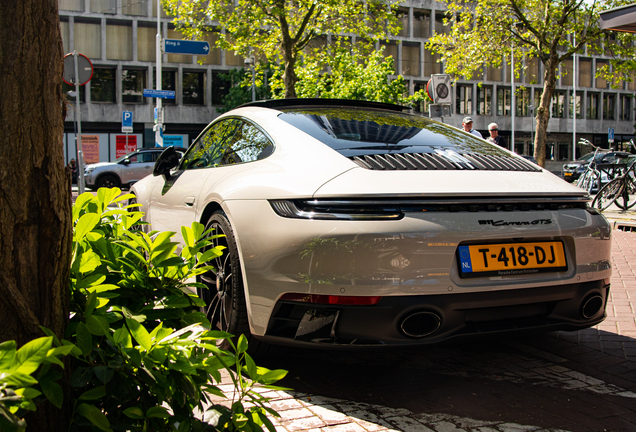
[[63, 52, 93, 86]]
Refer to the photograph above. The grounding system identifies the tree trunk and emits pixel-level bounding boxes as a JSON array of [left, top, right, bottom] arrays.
[[282, 50, 298, 98], [534, 54, 559, 167], [0, 0, 71, 430]]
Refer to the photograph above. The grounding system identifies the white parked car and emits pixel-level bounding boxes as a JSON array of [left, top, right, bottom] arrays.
[[131, 99, 612, 349], [84, 148, 183, 190]]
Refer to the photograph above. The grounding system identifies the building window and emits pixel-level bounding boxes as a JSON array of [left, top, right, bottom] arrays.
[[107, 21, 133, 60], [434, 11, 450, 35], [137, 24, 156, 62], [153, 69, 176, 105], [413, 10, 430, 38], [212, 71, 230, 105], [579, 58, 592, 88], [619, 94, 632, 121], [122, 69, 146, 103], [603, 93, 616, 120], [226, 50, 245, 67], [424, 49, 441, 76], [596, 60, 609, 89], [396, 8, 409, 37], [516, 88, 531, 116], [200, 32, 222, 65], [568, 91, 583, 119], [183, 71, 205, 105], [524, 58, 540, 84], [477, 86, 492, 115], [413, 82, 431, 115], [497, 87, 511, 116], [380, 42, 398, 74], [91, 0, 116, 13], [59, 0, 83, 11], [587, 93, 599, 119], [91, 68, 116, 103], [401, 43, 420, 76], [551, 90, 565, 118], [75, 19, 101, 59], [456, 84, 472, 115], [122, 0, 147, 15]]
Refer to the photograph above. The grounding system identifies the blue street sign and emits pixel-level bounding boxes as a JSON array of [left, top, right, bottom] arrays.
[[608, 128, 615, 141], [122, 111, 133, 133], [143, 89, 176, 99], [163, 39, 210, 56]]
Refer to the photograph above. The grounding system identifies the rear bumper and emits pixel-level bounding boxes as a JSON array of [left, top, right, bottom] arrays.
[[259, 279, 609, 347]]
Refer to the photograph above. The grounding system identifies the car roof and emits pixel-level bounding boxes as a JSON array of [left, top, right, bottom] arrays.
[[238, 98, 406, 112]]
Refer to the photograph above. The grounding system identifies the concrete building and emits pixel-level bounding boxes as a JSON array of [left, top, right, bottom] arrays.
[[59, 0, 636, 170]]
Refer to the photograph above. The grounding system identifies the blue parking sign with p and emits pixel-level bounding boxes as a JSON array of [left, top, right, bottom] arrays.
[[122, 111, 133, 133]]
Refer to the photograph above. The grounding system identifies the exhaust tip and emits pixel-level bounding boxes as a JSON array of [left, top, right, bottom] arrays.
[[581, 295, 603, 319], [399, 310, 442, 338]]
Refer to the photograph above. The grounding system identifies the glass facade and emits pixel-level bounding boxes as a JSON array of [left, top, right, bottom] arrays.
[[91, 68, 116, 103]]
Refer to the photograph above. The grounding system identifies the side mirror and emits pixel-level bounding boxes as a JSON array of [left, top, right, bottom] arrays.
[[153, 146, 180, 177], [121, 158, 131, 165]]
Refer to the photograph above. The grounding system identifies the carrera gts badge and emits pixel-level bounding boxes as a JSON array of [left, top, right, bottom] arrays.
[[479, 219, 552, 226]]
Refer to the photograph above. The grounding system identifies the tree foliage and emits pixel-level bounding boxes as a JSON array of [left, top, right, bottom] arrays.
[[163, 0, 401, 98], [427, 0, 636, 166]]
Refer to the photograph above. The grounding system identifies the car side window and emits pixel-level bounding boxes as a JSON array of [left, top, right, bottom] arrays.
[[127, 154, 138, 163], [181, 118, 273, 169], [181, 119, 240, 170], [222, 121, 274, 165]]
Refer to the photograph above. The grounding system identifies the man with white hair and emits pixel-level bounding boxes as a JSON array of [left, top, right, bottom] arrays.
[[461, 117, 483, 138], [486, 122, 507, 149]]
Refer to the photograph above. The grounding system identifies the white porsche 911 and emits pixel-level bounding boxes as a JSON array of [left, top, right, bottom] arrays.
[[131, 99, 612, 348]]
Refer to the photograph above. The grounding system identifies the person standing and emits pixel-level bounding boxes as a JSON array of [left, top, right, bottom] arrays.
[[462, 117, 483, 138], [486, 123, 508, 149]]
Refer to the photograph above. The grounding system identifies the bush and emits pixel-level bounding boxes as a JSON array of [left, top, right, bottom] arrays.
[[0, 188, 287, 432]]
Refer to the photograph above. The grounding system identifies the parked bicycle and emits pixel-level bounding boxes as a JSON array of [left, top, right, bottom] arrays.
[[575, 139, 603, 193], [592, 140, 636, 211]]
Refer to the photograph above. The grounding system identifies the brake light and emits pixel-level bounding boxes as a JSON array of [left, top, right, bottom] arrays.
[[280, 293, 382, 305]]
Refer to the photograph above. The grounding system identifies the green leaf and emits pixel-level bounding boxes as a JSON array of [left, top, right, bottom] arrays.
[[85, 291, 98, 317], [113, 327, 132, 348], [79, 386, 107, 400], [199, 247, 224, 264], [93, 366, 114, 385], [257, 369, 288, 385], [236, 334, 248, 354], [76, 322, 93, 356], [245, 353, 257, 380], [123, 407, 144, 419], [77, 403, 112, 432], [126, 318, 152, 351], [146, 406, 170, 418], [1, 372, 37, 387], [97, 187, 122, 209], [39, 376, 63, 409], [13, 337, 53, 375], [0, 340, 16, 371], [86, 315, 110, 337], [74, 213, 100, 242], [78, 250, 101, 274]]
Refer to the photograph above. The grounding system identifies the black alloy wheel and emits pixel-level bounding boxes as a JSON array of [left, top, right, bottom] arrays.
[[96, 174, 120, 189], [198, 211, 249, 350]]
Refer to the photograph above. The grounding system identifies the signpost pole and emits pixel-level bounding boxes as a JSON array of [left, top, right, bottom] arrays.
[[155, 0, 163, 147], [74, 51, 86, 194]]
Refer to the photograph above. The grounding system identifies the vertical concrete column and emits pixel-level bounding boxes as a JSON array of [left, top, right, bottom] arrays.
[[68, 16, 74, 52], [132, 19, 138, 61], [101, 17, 107, 60], [206, 68, 213, 107]]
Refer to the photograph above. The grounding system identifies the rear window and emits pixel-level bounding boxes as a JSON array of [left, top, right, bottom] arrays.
[[278, 108, 509, 158]]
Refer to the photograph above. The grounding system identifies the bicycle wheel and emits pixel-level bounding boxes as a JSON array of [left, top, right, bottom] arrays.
[[593, 178, 624, 211], [615, 178, 636, 210], [578, 170, 598, 193]]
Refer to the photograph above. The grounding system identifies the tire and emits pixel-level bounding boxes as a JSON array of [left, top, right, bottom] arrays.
[[615, 179, 636, 210], [593, 178, 623, 211], [96, 174, 120, 189], [198, 211, 250, 351]]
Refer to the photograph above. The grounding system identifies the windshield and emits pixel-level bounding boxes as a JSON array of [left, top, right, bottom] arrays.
[[277, 108, 509, 158], [115, 151, 138, 163]]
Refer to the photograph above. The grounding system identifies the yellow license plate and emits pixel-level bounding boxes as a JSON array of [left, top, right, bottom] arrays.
[[458, 241, 567, 277]]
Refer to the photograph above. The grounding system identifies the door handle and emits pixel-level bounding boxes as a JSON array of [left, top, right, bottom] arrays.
[[184, 196, 195, 206]]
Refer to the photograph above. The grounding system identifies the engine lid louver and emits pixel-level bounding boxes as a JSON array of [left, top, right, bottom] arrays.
[[350, 153, 541, 172]]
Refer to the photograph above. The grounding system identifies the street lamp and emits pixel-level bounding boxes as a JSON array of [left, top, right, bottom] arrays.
[[528, 104, 534, 153], [244, 56, 256, 102]]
